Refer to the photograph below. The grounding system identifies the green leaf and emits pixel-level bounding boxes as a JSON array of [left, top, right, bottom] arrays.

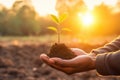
[[50, 14, 59, 24], [59, 13, 68, 23], [47, 26, 58, 33], [62, 28, 72, 32]]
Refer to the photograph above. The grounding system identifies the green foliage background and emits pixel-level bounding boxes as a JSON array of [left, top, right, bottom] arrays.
[[0, 0, 120, 36]]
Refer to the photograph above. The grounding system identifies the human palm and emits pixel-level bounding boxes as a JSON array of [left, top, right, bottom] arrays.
[[40, 48, 96, 74]]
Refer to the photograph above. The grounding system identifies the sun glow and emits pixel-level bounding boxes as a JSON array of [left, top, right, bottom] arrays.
[[79, 12, 94, 27]]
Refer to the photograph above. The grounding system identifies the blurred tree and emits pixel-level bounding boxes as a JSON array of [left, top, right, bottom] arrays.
[[56, 0, 86, 15], [0, 5, 9, 35], [39, 16, 57, 35], [15, 5, 40, 35], [93, 3, 111, 22], [117, 0, 120, 9], [115, 1, 120, 33], [6, 0, 40, 36], [12, 0, 23, 12], [113, 12, 120, 35], [92, 3, 120, 36]]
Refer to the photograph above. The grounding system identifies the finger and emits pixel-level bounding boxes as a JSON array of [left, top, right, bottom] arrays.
[[51, 55, 88, 67], [49, 63, 74, 74], [40, 54, 72, 67], [40, 54, 55, 64], [40, 54, 75, 74], [50, 58, 74, 67]]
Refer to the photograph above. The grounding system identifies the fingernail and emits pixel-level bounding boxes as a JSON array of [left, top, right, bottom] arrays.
[[40, 54, 47, 57]]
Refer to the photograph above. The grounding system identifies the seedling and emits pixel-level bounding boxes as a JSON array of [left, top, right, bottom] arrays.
[[48, 14, 71, 43], [47, 14, 76, 59]]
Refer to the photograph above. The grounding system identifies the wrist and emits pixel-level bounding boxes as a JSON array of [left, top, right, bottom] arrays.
[[88, 54, 96, 70], [91, 56, 96, 70], [89, 52, 97, 57]]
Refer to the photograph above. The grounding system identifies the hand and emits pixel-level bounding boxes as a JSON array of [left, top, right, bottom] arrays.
[[40, 48, 96, 75], [70, 48, 87, 56]]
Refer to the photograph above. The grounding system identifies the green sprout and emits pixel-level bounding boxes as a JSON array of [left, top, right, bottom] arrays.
[[48, 14, 71, 43]]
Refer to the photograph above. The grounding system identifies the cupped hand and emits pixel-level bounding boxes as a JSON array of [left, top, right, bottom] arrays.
[[40, 48, 96, 75]]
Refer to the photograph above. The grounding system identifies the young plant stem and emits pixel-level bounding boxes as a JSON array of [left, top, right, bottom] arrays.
[[58, 31, 60, 43], [57, 25, 61, 43]]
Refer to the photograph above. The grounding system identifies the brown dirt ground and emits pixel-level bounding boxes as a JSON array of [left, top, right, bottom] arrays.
[[0, 42, 120, 80]]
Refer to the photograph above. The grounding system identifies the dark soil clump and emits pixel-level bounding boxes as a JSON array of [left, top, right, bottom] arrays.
[[48, 43, 76, 59]]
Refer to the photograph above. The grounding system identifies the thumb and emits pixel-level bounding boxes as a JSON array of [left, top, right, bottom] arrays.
[[40, 54, 55, 64]]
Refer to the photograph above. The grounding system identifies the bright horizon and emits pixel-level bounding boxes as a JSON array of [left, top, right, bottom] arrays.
[[84, 0, 118, 10], [0, 0, 118, 16], [0, 0, 57, 16]]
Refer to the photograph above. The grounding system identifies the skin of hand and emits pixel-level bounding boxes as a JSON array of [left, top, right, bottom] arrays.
[[70, 48, 87, 56], [40, 48, 96, 75]]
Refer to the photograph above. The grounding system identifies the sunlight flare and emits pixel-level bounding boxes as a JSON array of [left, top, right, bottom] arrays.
[[79, 12, 94, 27]]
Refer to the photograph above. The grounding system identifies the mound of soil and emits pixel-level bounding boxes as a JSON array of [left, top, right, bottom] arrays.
[[48, 43, 76, 59]]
